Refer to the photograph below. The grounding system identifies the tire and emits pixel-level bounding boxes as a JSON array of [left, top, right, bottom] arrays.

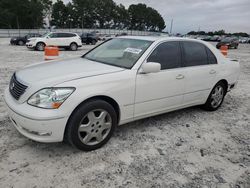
[[203, 82, 226, 111], [18, 40, 24, 46], [65, 100, 117, 151], [69, 42, 78, 51], [36, 42, 45, 51], [91, 40, 97, 45]]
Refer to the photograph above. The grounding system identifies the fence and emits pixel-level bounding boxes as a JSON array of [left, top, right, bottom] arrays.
[[0, 28, 159, 38]]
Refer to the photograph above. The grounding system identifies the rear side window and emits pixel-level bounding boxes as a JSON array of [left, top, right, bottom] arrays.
[[65, 33, 76, 37], [182, 41, 208, 66], [147, 41, 181, 70], [206, 48, 217, 64], [57, 33, 76, 38]]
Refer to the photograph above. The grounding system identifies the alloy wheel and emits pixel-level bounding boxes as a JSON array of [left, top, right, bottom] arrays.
[[211, 85, 224, 108], [70, 43, 77, 51], [37, 43, 44, 51], [78, 109, 112, 146]]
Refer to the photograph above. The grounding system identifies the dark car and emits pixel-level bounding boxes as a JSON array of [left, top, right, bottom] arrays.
[[115, 32, 128, 37], [10, 33, 42, 46], [80, 33, 98, 45], [216, 38, 239, 49]]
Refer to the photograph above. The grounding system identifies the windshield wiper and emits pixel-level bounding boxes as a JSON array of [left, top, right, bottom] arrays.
[[83, 57, 129, 69]]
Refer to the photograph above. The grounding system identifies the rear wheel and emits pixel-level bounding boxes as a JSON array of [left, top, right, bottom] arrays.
[[66, 100, 117, 151], [69, 42, 78, 51], [18, 40, 24, 46], [203, 82, 226, 111], [36, 42, 45, 51], [91, 40, 97, 45]]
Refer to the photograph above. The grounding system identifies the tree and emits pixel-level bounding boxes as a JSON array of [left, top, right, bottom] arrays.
[[113, 4, 129, 29], [0, 0, 52, 29], [51, 0, 68, 28], [128, 3, 165, 31]]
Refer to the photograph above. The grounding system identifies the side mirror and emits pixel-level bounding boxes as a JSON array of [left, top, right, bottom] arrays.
[[140, 62, 161, 74]]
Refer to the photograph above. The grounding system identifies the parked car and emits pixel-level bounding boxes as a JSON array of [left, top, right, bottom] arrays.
[[115, 32, 128, 37], [80, 33, 98, 45], [202, 35, 212, 41], [216, 37, 239, 49], [26, 32, 82, 51], [10, 33, 42, 46], [100, 34, 113, 41], [210, 35, 221, 42], [239, 37, 249, 43], [4, 37, 240, 151]]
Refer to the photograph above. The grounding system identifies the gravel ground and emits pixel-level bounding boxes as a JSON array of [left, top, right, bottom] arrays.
[[0, 38, 249, 188]]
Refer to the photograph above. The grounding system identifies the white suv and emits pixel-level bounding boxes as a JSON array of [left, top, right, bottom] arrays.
[[26, 32, 82, 51]]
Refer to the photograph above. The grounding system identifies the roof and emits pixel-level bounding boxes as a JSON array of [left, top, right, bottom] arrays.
[[118, 35, 206, 43]]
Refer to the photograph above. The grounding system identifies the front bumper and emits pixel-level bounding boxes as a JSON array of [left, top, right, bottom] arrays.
[[26, 42, 36, 49], [4, 89, 68, 143]]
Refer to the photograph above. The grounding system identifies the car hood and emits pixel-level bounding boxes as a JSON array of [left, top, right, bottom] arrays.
[[16, 57, 125, 87]]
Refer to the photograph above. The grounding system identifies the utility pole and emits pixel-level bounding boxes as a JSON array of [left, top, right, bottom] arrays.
[[170, 19, 173, 35]]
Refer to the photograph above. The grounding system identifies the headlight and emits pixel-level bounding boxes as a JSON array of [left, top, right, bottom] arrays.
[[27, 87, 75, 109], [28, 39, 35, 42]]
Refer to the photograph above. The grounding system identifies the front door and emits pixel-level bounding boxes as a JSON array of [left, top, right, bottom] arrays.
[[134, 41, 185, 118]]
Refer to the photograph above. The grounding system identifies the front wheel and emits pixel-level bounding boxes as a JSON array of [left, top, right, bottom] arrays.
[[203, 82, 226, 111], [91, 40, 97, 45], [36, 42, 45, 51], [65, 100, 117, 151]]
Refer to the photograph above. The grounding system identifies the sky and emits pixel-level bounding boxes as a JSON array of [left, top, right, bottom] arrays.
[[62, 0, 250, 34]]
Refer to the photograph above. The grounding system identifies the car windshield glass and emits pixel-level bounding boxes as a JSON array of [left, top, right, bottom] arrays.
[[84, 38, 153, 69]]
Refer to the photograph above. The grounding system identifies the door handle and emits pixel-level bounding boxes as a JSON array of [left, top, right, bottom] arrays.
[[209, 70, 216, 74], [176, 74, 184, 80]]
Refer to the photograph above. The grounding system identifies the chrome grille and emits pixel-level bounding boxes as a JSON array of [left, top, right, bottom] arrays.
[[9, 73, 28, 100]]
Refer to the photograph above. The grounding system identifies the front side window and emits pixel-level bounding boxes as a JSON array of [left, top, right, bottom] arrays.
[[147, 41, 181, 70], [84, 38, 153, 69], [182, 41, 208, 67], [48, 33, 58, 38]]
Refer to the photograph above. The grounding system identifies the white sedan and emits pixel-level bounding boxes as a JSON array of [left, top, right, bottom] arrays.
[[4, 36, 240, 151]]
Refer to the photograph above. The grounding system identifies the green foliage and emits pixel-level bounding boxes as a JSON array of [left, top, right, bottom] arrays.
[[128, 3, 165, 31], [0, 0, 165, 31], [0, 0, 52, 29], [51, 0, 165, 31], [188, 30, 249, 37]]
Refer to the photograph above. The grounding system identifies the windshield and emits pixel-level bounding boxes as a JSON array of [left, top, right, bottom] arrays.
[[84, 38, 153, 69]]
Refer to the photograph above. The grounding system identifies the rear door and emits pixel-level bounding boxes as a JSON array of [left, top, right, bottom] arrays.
[[134, 41, 185, 118], [46, 33, 59, 46], [57, 33, 70, 46], [181, 41, 218, 105]]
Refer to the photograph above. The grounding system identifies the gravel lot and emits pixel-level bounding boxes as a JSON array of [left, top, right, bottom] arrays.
[[0, 38, 249, 188]]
